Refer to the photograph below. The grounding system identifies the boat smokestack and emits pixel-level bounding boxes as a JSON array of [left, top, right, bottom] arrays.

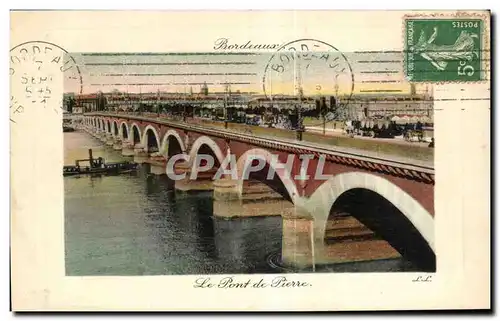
[[89, 149, 94, 167]]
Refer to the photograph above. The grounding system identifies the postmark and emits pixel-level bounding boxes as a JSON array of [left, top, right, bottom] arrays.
[[404, 16, 488, 82], [10, 41, 83, 123], [262, 39, 354, 126]]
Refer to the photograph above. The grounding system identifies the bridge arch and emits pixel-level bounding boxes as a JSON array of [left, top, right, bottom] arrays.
[[160, 129, 186, 157], [113, 121, 119, 136], [236, 148, 298, 203], [130, 123, 142, 145], [120, 122, 130, 141], [188, 136, 225, 166], [142, 125, 160, 152], [308, 172, 435, 255]]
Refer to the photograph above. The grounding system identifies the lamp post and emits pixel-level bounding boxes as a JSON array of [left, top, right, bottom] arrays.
[[139, 87, 143, 116], [296, 91, 304, 141], [223, 84, 229, 129], [183, 87, 187, 122], [295, 54, 304, 141], [316, 86, 325, 136], [322, 99, 326, 136], [224, 102, 228, 129], [156, 88, 160, 117]]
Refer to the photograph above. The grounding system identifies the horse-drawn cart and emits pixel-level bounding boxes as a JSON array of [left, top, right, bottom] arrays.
[[403, 129, 425, 142]]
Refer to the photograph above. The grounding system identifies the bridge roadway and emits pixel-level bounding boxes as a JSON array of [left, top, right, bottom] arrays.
[[87, 112, 434, 175]]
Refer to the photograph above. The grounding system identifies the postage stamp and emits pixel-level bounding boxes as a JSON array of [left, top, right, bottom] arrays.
[[404, 17, 486, 82]]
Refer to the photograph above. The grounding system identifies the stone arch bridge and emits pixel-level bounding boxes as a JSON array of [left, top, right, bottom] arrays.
[[82, 113, 435, 271]]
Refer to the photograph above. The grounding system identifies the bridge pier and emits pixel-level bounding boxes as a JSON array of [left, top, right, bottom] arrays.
[[280, 212, 403, 269], [173, 161, 216, 191], [133, 144, 149, 163], [213, 179, 295, 218], [281, 211, 316, 269], [112, 138, 122, 151], [121, 141, 135, 157], [105, 133, 114, 146], [147, 153, 167, 175], [213, 177, 240, 201], [98, 131, 107, 143]]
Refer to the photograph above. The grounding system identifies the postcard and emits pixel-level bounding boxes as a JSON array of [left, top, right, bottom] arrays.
[[10, 10, 490, 311]]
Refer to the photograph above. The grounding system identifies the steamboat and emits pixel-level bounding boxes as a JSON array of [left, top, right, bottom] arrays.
[[63, 149, 138, 176]]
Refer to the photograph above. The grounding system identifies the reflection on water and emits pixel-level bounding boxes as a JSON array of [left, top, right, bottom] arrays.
[[65, 131, 421, 275], [65, 132, 285, 275]]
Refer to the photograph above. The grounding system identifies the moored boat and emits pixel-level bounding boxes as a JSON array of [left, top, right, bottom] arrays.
[[63, 149, 138, 176]]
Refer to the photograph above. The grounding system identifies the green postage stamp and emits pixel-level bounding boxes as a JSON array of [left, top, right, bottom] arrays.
[[405, 17, 485, 82]]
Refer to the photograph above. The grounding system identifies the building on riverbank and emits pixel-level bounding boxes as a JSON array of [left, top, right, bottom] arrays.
[[71, 84, 433, 123]]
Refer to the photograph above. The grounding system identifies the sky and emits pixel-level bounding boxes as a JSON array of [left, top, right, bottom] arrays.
[[64, 51, 424, 97]]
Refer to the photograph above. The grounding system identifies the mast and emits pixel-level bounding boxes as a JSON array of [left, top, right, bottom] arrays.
[[88, 149, 94, 168]]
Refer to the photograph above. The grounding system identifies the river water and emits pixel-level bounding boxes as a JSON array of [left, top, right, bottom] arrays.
[[64, 131, 419, 276]]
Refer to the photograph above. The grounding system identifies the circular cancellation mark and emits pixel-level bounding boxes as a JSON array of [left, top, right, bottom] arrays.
[[262, 39, 355, 128], [10, 41, 83, 124]]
